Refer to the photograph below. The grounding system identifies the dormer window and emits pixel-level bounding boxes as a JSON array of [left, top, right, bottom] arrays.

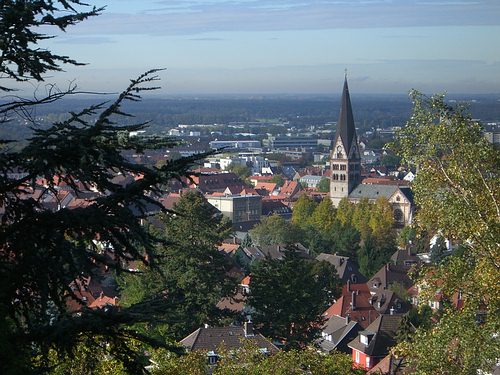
[[360, 331, 374, 346], [207, 351, 219, 365], [360, 334, 368, 345]]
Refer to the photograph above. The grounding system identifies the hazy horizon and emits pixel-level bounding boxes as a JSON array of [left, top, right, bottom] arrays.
[[12, 0, 500, 95]]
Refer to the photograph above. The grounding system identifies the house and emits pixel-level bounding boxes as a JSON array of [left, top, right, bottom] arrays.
[[390, 248, 420, 268], [318, 315, 361, 354], [217, 275, 252, 315], [188, 172, 246, 193], [366, 353, 407, 374], [180, 322, 279, 364], [370, 290, 411, 315], [348, 314, 404, 370], [368, 263, 414, 296], [323, 282, 379, 329], [237, 243, 311, 268], [316, 253, 367, 284], [261, 200, 292, 219]]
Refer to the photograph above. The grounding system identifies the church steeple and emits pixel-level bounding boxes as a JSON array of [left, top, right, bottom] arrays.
[[330, 75, 361, 207], [334, 75, 357, 155]]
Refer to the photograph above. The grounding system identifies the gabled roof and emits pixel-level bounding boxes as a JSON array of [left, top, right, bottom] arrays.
[[348, 314, 403, 357], [348, 184, 399, 200], [368, 263, 414, 295], [367, 353, 407, 374], [180, 326, 279, 353], [318, 315, 360, 353], [334, 77, 358, 154], [390, 248, 419, 268], [370, 290, 411, 315], [316, 253, 367, 283], [323, 283, 378, 329]]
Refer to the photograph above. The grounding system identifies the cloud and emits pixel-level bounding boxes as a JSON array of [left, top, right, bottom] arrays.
[[55, 36, 116, 44], [188, 37, 226, 41], [73, 0, 500, 36]]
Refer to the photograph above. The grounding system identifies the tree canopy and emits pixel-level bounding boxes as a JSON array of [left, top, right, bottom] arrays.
[[392, 91, 500, 374], [0, 2, 212, 373], [118, 191, 235, 339], [249, 214, 296, 246], [248, 249, 339, 349]]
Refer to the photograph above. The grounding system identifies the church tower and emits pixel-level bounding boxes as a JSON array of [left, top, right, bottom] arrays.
[[330, 75, 361, 207]]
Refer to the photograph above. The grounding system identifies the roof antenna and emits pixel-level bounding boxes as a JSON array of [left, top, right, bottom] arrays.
[[344, 68, 348, 80]]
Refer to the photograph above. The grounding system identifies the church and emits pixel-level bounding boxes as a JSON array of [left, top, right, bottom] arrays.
[[329, 77, 414, 225]]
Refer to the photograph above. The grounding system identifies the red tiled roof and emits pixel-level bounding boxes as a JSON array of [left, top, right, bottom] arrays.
[[88, 294, 119, 309], [241, 275, 251, 286], [219, 243, 239, 255], [254, 182, 277, 192], [323, 283, 378, 329]]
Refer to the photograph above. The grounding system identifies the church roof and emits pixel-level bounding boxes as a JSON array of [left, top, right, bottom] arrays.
[[348, 184, 399, 200], [334, 77, 358, 154]]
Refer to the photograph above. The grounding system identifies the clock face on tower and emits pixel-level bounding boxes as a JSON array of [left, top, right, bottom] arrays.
[[336, 145, 343, 158]]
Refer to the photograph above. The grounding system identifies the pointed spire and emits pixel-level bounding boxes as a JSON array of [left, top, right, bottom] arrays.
[[334, 75, 357, 155]]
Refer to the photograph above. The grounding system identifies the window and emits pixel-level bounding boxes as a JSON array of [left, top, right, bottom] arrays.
[[355, 350, 360, 363], [393, 208, 403, 222], [340, 164, 346, 171], [366, 357, 371, 368], [207, 351, 219, 365], [360, 334, 368, 345]]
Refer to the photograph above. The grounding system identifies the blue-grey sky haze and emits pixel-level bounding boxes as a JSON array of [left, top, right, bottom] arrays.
[[39, 0, 500, 94]]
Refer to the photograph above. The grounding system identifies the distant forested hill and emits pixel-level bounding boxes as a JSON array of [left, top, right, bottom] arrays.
[[2, 94, 499, 143]]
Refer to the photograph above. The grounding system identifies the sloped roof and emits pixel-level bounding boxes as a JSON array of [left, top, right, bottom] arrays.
[[323, 283, 378, 329], [216, 291, 247, 313], [370, 290, 411, 315], [390, 248, 419, 268], [348, 184, 399, 200], [367, 354, 407, 374], [368, 264, 414, 295], [180, 326, 279, 353], [348, 314, 403, 357], [254, 182, 277, 192], [319, 315, 360, 353], [334, 77, 358, 154], [316, 253, 367, 283]]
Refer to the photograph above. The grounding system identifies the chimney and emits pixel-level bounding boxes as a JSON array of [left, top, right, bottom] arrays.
[[351, 291, 356, 311], [244, 321, 254, 337], [345, 314, 350, 324], [390, 307, 395, 315]]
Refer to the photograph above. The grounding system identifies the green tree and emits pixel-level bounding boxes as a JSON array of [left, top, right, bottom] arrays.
[[226, 163, 251, 180], [398, 226, 417, 248], [249, 214, 295, 246], [270, 174, 285, 188], [379, 153, 402, 168], [429, 235, 448, 264], [392, 91, 500, 374], [309, 197, 336, 233], [0, 2, 210, 372], [291, 194, 317, 227], [336, 197, 355, 225], [150, 344, 361, 375], [248, 249, 339, 349], [317, 177, 330, 192], [119, 191, 235, 339]]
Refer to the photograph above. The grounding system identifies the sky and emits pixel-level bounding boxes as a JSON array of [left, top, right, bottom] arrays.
[[38, 0, 500, 95]]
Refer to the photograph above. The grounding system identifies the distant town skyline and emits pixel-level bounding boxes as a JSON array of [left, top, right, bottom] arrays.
[[37, 0, 500, 95]]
